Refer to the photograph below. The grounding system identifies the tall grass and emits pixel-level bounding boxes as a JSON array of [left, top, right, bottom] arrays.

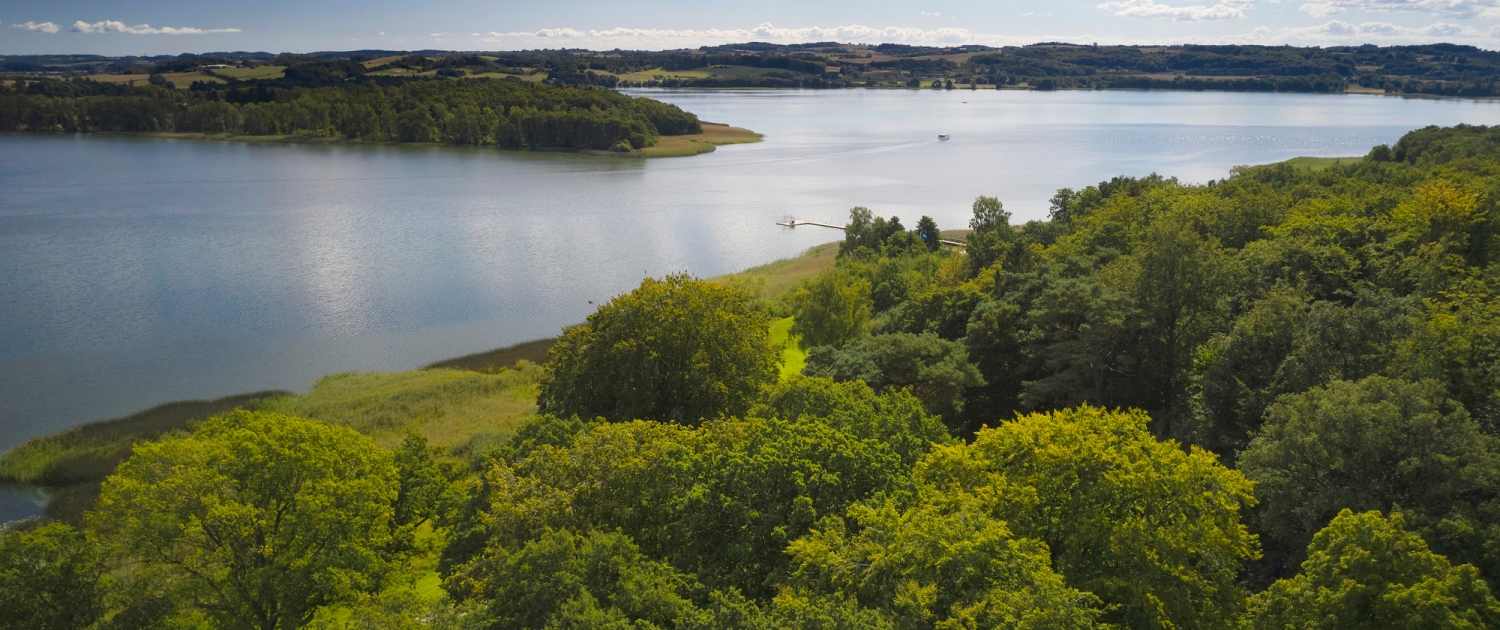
[[711, 241, 839, 301], [0, 391, 285, 486], [424, 338, 554, 372], [259, 363, 543, 449]]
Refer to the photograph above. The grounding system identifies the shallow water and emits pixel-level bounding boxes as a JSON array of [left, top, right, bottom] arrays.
[[3, 89, 1500, 469]]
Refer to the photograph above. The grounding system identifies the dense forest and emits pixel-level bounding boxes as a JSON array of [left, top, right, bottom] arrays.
[[0, 75, 702, 151], [8, 125, 1500, 628], [8, 41, 1500, 94]]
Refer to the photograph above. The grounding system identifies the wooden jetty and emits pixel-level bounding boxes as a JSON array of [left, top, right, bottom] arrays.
[[777, 217, 965, 247], [775, 219, 846, 230]]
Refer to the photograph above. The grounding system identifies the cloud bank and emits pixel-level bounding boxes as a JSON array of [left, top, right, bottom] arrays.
[[477, 23, 990, 48], [464, 20, 1500, 50], [70, 20, 241, 35], [11, 21, 61, 34], [1238, 18, 1486, 40], [1100, 0, 1500, 20], [1098, 0, 1254, 21], [1297, 0, 1500, 18]]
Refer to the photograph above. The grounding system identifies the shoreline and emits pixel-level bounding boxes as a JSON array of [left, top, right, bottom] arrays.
[[0, 148, 1368, 525], [33, 122, 763, 159], [624, 84, 1500, 102], [0, 240, 837, 525]]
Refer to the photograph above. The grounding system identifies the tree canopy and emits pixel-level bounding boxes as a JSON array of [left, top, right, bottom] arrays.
[[539, 274, 778, 424], [1250, 509, 1500, 629], [89, 410, 398, 630], [0, 78, 701, 151]]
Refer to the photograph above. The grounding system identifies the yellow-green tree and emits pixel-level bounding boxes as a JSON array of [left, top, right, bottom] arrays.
[[90, 411, 398, 630], [0, 522, 104, 630], [784, 495, 1104, 629], [917, 406, 1259, 628], [539, 274, 778, 424], [1250, 509, 1500, 629]]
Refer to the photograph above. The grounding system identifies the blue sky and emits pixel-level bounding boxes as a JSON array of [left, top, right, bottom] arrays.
[[3, 0, 1499, 56]]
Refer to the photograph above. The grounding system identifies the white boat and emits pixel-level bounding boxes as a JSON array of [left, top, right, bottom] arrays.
[[938, 134, 951, 141]]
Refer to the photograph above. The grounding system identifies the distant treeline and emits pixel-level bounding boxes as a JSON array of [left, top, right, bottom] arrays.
[[0, 78, 702, 150], [10, 41, 1500, 96]]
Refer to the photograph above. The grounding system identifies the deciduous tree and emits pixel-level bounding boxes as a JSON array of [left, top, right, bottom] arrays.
[[91, 411, 398, 630], [1250, 509, 1500, 629], [539, 274, 777, 424]]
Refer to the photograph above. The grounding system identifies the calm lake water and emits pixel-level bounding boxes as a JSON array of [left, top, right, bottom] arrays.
[[3, 88, 1500, 520]]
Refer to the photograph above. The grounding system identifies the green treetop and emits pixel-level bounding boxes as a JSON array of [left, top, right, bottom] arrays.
[[539, 273, 778, 424], [89, 411, 399, 630], [1250, 509, 1500, 629]]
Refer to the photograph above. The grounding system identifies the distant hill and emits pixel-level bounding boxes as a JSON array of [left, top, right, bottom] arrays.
[[5, 42, 1500, 96]]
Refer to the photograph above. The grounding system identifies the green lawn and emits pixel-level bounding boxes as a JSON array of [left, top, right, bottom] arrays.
[[770, 317, 807, 379]]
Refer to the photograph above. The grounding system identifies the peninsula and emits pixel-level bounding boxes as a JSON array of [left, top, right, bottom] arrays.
[[0, 68, 760, 157]]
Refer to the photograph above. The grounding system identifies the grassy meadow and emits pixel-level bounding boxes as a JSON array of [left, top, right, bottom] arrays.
[[710, 241, 839, 299], [257, 364, 544, 451], [615, 65, 799, 82], [89, 70, 227, 88], [209, 65, 287, 80]]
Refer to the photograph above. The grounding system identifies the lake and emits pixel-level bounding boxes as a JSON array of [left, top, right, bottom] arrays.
[[3, 88, 1500, 520]]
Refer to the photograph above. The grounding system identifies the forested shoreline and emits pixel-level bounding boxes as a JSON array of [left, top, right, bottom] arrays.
[[0, 78, 703, 152], [8, 125, 1500, 628]]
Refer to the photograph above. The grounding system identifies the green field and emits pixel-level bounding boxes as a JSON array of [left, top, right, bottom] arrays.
[[209, 65, 286, 80], [615, 65, 798, 83], [1241, 155, 1365, 175], [615, 67, 713, 81], [465, 71, 547, 82], [90, 70, 227, 88]]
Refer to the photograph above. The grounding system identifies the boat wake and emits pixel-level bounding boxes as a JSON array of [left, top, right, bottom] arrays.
[[660, 138, 942, 170]]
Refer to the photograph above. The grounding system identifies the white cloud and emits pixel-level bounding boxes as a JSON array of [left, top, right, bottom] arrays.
[[71, 20, 240, 35], [920, 11, 943, 16], [379, 31, 386, 36], [431, 32, 449, 37], [459, 19, 1500, 51], [1210, 18, 1486, 44], [1098, 0, 1253, 21], [11, 21, 60, 34], [1297, 0, 1500, 18], [475, 22, 994, 48]]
